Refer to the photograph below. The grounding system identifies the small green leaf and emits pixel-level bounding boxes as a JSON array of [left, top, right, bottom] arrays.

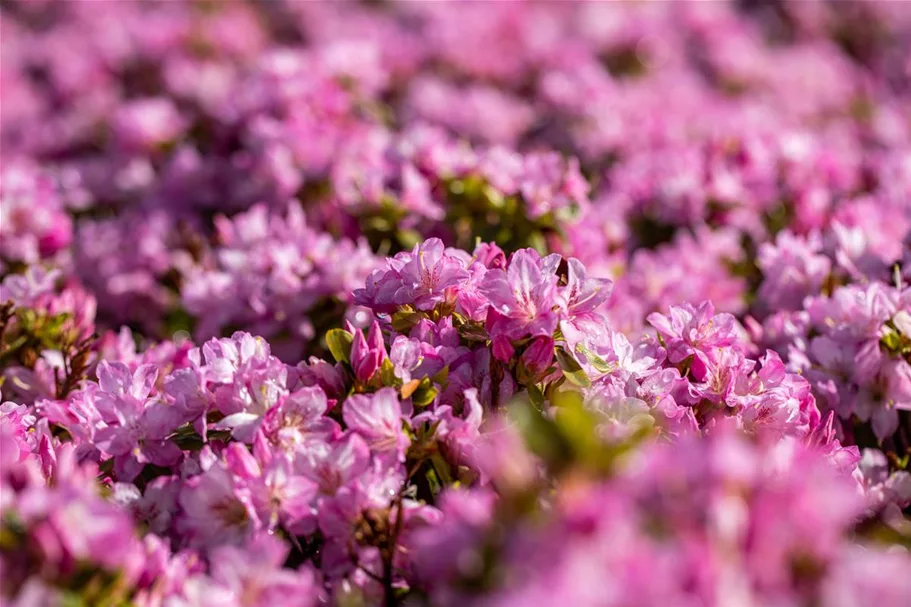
[[412, 378, 438, 407], [575, 343, 616, 374], [881, 331, 901, 353], [527, 231, 548, 255], [550, 388, 584, 410], [555, 347, 591, 388], [164, 308, 196, 337], [527, 383, 546, 408], [396, 228, 422, 249], [424, 464, 442, 496], [325, 329, 354, 364], [483, 184, 505, 208], [431, 454, 454, 486], [59, 591, 88, 607], [431, 365, 449, 386], [391, 309, 424, 332], [380, 358, 397, 386], [457, 323, 489, 342], [553, 396, 602, 463], [508, 398, 572, 472]]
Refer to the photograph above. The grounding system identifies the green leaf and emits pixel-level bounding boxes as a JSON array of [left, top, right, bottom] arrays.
[[881, 331, 901, 353], [527, 231, 547, 255], [59, 591, 88, 607], [412, 377, 438, 407], [431, 453, 454, 486], [549, 388, 585, 410], [164, 308, 196, 337], [555, 347, 591, 388], [391, 309, 424, 333], [553, 396, 602, 463], [575, 343, 616, 374], [424, 464, 442, 497], [527, 383, 546, 408], [457, 323, 489, 342], [380, 358, 397, 386], [508, 398, 572, 472], [325, 329, 354, 364], [431, 365, 449, 386], [396, 228, 422, 249]]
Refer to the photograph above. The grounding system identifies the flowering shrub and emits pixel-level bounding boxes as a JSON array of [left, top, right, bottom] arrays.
[[2, 1, 911, 606]]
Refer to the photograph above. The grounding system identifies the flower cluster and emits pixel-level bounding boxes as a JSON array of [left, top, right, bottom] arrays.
[[2, 1, 911, 605], [412, 427, 911, 607], [0, 161, 78, 272], [180, 202, 379, 360], [756, 281, 911, 442], [7, 240, 909, 604]]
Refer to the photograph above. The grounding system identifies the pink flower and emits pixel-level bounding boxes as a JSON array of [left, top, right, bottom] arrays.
[[414, 388, 484, 467], [0, 267, 60, 307], [93, 362, 184, 481], [296, 433, 371, 497], [350, 320, 387, 383], [343, 388, 410, 461], [178, 463, 258, 549], [113, 98, 187, 152], [481, 249, 561, 341], [224, 443, 318, 534], [355, 238, 470, 312], [517, 336, 555, 383], [559, 258, 613, 320], [206, 534, 319, 607], [261, 386, 340, 452], [757, 230, 831, 311], [0, 401, 37, 462], [648, 301, 739, 368]]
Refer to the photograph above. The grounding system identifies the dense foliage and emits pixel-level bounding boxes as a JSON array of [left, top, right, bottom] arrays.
[[2, 1, 911, 606]]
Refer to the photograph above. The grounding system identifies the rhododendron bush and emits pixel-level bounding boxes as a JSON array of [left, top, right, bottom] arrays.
[[3, 1, 911, 606]]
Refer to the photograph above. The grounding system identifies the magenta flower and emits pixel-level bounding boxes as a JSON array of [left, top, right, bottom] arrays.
[[296, 357, 347, 400], [223, 442, 318, 534], [178, 462, 259, 549], [6, 3, 911, 602], [731, 351, 821, 438], [517, 336, 555, 383], [212, 366, 288, 443], [205, 534, 319, 607], [355, 238, 470, 312], [757, 230, 832, 311], [414, 388, 484, 467], [0, 162, 74, 267], [261, 386, 340, 454], [0, 266, 60, 307], [411, 487, 496, 587], [1, 443, 143, 593], [196, 332, 274, 386], [647, 301, 739, 367], [559, 258, 613, 320], [388, 237, 470, 309], [112, 97, 187, 152], [343, 388, 410, 461], [350, 320, 387, 383], [296, 433, 371, 497], [0, 401, 37, 462], [92, 362, 184, 481], [481, 249, 561, 340], [389, 334, 445, 384], [472, 242, 507, 269]]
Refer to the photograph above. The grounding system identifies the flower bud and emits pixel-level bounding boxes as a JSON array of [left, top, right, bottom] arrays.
[[350, 321, 386, 383], [517, 336, 555, 383]]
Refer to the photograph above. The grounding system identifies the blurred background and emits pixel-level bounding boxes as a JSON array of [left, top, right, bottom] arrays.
[[2, 0, 910, 361]]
